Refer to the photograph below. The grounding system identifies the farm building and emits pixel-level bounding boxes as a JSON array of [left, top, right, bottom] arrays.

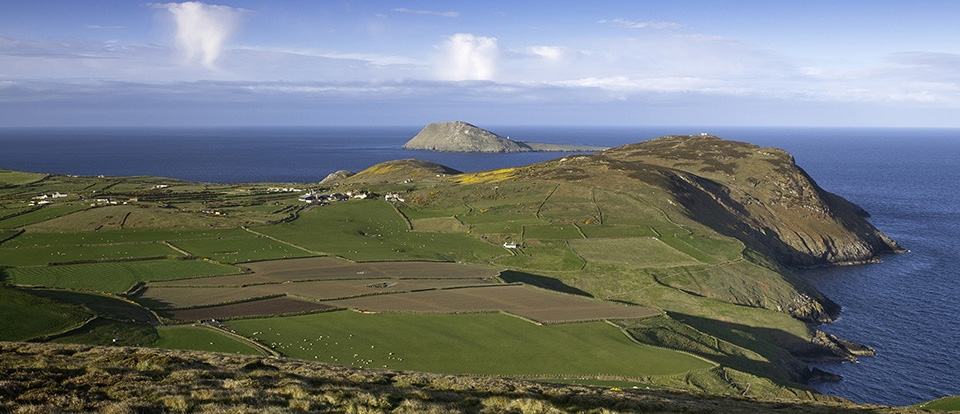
[[384, 193, 405, 202]]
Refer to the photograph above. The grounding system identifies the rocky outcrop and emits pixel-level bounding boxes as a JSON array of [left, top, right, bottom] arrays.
[[404, 121, 532, 152], [796, 330, 876, 362], [404, 121, 607, 153]]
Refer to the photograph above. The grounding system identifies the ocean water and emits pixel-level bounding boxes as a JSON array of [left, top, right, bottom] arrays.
[[1, 126, 957, 405]]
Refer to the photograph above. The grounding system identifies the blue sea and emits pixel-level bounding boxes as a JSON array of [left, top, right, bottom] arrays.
[[1, 126, 958, 406]]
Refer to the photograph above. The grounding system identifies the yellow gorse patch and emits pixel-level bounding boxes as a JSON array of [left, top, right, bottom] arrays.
[[454, 168, 518, 184]]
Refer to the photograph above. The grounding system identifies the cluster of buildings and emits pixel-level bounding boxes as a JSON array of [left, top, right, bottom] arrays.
[[28, 192, 68, 206], [296, 189, 410, 205], [384, 193, 405, 203], [266, 186, 303, 193], [299, 190, 374, 205], [89, 197, 138, 207]]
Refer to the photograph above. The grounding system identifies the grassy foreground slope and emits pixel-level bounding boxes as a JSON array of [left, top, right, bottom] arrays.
[[0, 342, 924, 414]]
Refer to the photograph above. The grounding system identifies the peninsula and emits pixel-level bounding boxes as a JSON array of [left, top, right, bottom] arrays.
[[0, 135, 910, 412], [403, 121, 609, 152]]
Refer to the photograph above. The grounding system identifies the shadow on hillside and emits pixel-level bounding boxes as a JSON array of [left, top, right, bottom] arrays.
[[30, 289, 159, 325], [498, 270, 593, 297], [665, 172, 819, 266], [664, 312, 835, 386]]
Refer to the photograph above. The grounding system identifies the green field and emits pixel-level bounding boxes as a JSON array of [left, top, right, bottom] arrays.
[[496, 240, 585, 271], [255, 201, 504, 262], [657, 231, 743, 264], [0, 242, 178, 267], [227, 311, 713, 379], [47, 319, 262, 355], [0, 287, 90, 341], [580, 224, 657, 238], [0, 230, 20, 244], [50, 318, 158, 347], [0, 204, 88, 229], [570, 237, 702, 268], [170, 233, 313, 263], [4, 229, 241, 247], [153, 325, 263, 355], [0, 170, 46, 185], [918, 396, 960, 411], [410, 216, 467, 233], [522, 224, 584, 240], [5, 259, 241, 293]]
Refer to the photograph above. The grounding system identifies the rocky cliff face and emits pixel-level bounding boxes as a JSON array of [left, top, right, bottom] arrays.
[[602, 135, 902, 267], [403, 121, 532, 152]]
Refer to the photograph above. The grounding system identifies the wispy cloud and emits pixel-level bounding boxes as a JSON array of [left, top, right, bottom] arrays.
[[599, 19, 682, 30], [84, 24, 125, 30], [234, 46, 420, 66], [393, 8, 459, 18], [437, 33, 498, 81], [155, 1, 244, 69], [524, 45, 566, 61]]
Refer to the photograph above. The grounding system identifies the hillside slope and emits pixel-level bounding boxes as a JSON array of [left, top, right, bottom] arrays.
[[600, 135, 902, 266], [0, 342, 923, 414]]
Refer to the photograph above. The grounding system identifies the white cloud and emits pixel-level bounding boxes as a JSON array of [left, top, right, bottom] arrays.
[[600, 19, 682, 30], [525, 45, 565, 61], [393, 8, 459, 18], [157, 2, 243, 69], [437, 33, 498, 81]]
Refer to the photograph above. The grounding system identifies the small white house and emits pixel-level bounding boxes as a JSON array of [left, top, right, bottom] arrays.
[[384, 193, 405, 202], [503, 242, 520, 249]]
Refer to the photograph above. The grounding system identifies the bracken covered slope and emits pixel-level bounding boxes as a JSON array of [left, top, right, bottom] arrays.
[[0, 342, 923, 414], [598, 135, 902, 266]]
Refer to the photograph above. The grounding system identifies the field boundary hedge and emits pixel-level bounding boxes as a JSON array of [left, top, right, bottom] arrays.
[[0, 229, 24, 246]]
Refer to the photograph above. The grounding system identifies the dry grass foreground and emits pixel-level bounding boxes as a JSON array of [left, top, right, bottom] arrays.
[[0, 342, 922, 414]]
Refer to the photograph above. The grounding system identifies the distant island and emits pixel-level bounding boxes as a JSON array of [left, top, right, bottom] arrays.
[[403, 121, 609, 153]]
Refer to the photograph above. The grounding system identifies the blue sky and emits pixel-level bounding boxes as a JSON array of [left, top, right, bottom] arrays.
[[1, 0, 959, 127]]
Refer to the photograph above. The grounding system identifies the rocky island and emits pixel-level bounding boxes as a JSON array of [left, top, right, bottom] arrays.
[[403, 121, 608, 152]]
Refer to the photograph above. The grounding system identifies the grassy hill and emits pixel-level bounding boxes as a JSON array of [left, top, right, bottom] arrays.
[[0, 342, 927, 414], [0, 135, 911, 407]]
